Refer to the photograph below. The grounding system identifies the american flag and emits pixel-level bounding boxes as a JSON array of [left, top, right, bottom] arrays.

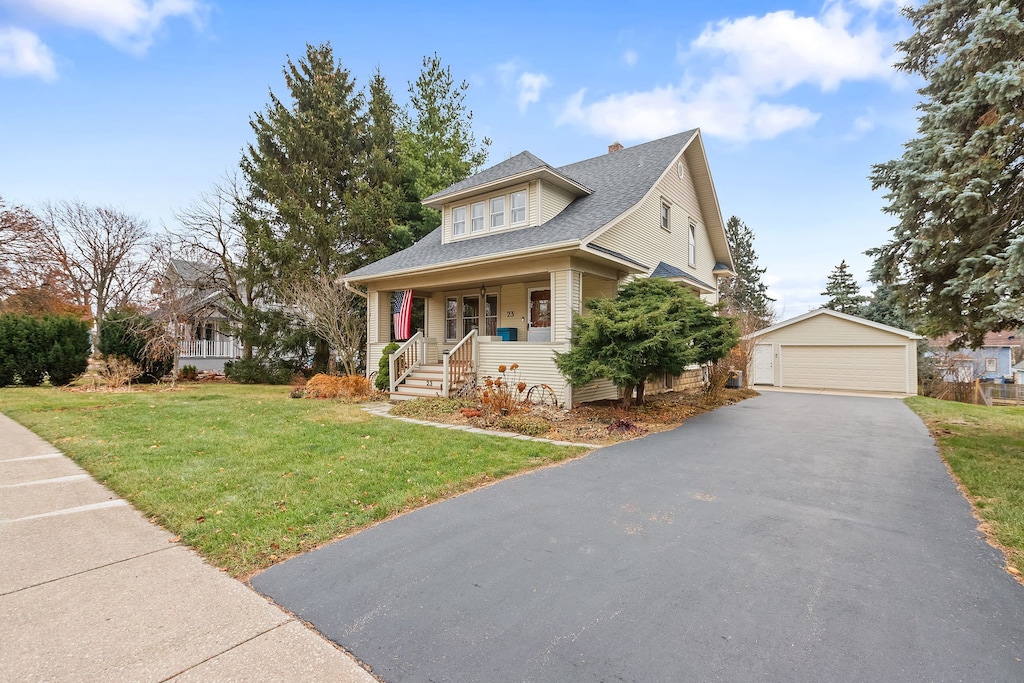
[[392, 289, 413, 340]]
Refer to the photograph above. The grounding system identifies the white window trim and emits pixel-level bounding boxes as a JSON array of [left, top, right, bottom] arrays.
[[510, 190, 527, 227], [444, 291, 500, 341], [688, 220, 697, 267], [452, 206, 466, 236], [446, 184, 530, 241], [470, 201, 485, 233], [661, 200, 671, 232], [489, 196, 505, 229]]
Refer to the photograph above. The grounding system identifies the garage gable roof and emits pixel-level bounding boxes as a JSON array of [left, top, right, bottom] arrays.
[[745, 308, 923, 340]]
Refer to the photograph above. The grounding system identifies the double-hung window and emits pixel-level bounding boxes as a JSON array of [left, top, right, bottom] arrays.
[[489, 196, 505, 229], [452, 206, 466, 236], [661, 201, 670, 231], [510, 190, 526, 225], [688, 221, 697, 267], [471, 202, 485, 233]]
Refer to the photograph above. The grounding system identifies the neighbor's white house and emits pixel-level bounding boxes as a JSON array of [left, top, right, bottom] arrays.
[[344, 130, 735, 405]]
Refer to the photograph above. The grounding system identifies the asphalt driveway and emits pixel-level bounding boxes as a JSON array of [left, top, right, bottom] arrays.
[[253, 392, 1024, 682]]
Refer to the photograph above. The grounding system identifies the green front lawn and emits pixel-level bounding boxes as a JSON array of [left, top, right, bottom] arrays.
[[0, 384, 585, 577], [907, 396, 1024, 580]]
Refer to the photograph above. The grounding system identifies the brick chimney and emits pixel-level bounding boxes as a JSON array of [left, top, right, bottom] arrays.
[[608, 141, 624, 153]]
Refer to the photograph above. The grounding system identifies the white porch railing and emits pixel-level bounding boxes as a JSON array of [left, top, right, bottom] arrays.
[[389, 332, 425, 393], [442, 329, 477, 397], [179, 339, 240, 358]]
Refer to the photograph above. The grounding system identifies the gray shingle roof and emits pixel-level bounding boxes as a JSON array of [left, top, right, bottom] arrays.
[[170, 259, 221, 284], [422, 151, 557, 203], [347, 129, 698, 280], [650, 261, 715, 290]]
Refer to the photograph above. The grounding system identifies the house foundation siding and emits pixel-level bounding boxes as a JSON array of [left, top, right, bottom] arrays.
[[477, 340, 570, 405]]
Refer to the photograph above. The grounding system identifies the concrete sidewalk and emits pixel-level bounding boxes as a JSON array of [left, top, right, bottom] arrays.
[[0, 413, 376, 683]]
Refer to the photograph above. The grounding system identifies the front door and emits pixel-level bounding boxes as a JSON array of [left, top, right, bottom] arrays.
[[528, 289, 551, 342], [753, 344, 774, 385]]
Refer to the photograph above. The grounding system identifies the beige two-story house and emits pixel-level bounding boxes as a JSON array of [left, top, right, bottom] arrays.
[[344, 129, 734, 405]]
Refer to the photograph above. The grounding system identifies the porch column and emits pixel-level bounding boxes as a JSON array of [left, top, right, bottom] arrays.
[[368, 290, 392, 344], [550, 269, 583, 344]]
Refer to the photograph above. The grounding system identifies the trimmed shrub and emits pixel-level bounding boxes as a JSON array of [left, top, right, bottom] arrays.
[[99, 310, 172, 383], [44, 315, 91, 385], [0, 313, 90, 386], [223, 358, 293, 385], [374, 342, 400, 392]]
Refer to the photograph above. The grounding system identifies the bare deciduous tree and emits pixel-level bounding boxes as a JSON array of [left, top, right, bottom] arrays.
[[169, 174, 267, 360], [281, 274, 363, 375], [0, 196, 46, 298], [142, 287, 200, 388], [37, 200, 154, 350]]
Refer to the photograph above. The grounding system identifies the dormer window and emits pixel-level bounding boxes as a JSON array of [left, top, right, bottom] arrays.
[[510, 190, 527, 225], [490, 196, 505, 229], [452, 206, 466, 236], [471, 202, 485, 232], [448, 185, 530, 241]]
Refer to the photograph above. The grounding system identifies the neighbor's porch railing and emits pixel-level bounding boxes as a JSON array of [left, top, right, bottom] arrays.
[[389, 331, 425, 393], [178, 339, 240, 358], [442, 329, 477, 397]]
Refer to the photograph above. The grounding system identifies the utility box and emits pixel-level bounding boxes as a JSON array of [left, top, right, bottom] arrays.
[[496, 327, 518, 341], [726, 370, 743, 389]]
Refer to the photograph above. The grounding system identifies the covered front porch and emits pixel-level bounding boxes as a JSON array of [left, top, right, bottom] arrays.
[[365, 254, 627, 406]]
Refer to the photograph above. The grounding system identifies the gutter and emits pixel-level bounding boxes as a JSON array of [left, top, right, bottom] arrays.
[[344, 281, 368, 298]]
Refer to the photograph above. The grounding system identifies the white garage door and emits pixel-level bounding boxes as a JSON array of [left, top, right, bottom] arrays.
[[781, 345, 907, 393]]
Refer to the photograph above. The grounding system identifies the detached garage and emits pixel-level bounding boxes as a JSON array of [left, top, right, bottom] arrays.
[[746, 309, 923, 395]]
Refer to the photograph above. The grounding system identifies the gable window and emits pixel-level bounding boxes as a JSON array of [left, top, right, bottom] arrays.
[[452, 206, 466, 236], [510, 190, 527, 225], [490, 196, 505, 229], [471, 202, 485, 233], [688, 221, 697, 267], [660, 201, 670, 231], [985, 357, 998, 373]]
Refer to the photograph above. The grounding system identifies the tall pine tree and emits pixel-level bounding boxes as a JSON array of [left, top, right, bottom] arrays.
[[869, 0, 1024, 347], [821, 260, 868, 315], [719, 215, 774, 329], [399, 53, 491, 240]]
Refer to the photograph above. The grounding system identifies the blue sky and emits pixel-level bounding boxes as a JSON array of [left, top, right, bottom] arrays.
[[0, 0, 920, 316]]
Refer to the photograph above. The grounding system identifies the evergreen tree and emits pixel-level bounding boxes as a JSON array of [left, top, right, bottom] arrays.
[[719, 215, 774, 328], [821, 260, 868, 315], [861, 281, 911, 330], [239, 42, 370, 371], [240, 42, 368, 280], [399, 53, 491, 240], [869, 0, 1024, 347], [349, 67, 407, 263], [555, 278, 738, 407]]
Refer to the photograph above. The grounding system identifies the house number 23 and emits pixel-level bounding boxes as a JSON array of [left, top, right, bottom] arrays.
[[506, 311, 514, 317]]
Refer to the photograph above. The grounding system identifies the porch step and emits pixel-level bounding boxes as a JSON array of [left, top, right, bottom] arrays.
[[390, 363, 445, 400]]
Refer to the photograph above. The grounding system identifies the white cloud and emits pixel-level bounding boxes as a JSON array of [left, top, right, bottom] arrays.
[[0, 26, 56, 80], [561, 2, 901, 142], [517, 71, 551, 113], [692, 6, 897, 92], [4, 0, 205, 54], [622, 49, 638, 67]]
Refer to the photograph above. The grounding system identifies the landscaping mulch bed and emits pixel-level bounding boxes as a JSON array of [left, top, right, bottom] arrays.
[[390, 387, 759, 445]]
